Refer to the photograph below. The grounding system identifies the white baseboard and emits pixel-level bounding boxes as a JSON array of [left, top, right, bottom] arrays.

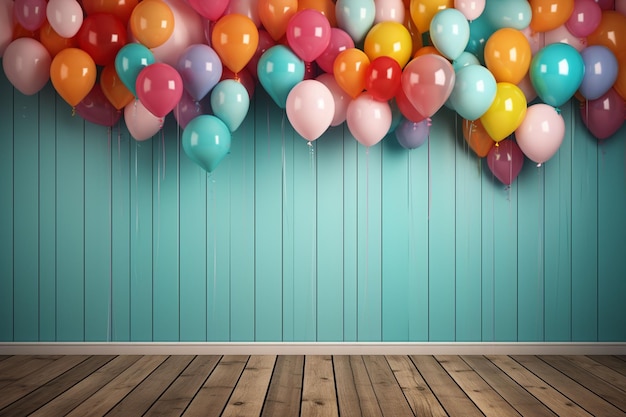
[[1, 342, 625, 356]]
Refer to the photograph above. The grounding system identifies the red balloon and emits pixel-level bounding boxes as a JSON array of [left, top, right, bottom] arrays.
[[394, 87, 426, 123], [76, 13, 127, 66], [365, 56, 402, 102], [82, 0, 139, 23], [580, 88, 625, 140], [487, 138, 524, 186], [136, 63, 184, 118]]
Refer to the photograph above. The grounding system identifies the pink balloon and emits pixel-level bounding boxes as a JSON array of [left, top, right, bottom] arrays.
[[517, 73, 537, 103], [454, 0, 486, 21], [401, 54, 456, 118], [174, 90, 208, 129], [594, 0, 614, 10], [287, 9, 331, 63], [315, 28, 355, 74], [76, 84, 121, 127], [515, 103, 565, 165], [346, 92, 392, 147], [520, 26, 545, 56], [124, 99, 163, 141], [317, 73, 350, 126], [566, 0, 602, 38], [226, 0, 261, 27], [580, 88, 625, 140], [185, 0, 228, 20], [0, 0, 13, 57], [544, 25, 587, 52], [46, 0, 84, 38], [487, 138, 524, 185], [2, 38, 51, 95], [136, 63, 184, 118], [375, 0, 405, 23], [15, 0, 47, 31], [286, 80, 335, 142]]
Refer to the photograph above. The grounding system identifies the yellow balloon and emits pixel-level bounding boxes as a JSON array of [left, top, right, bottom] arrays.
[[480, 83, 527, 142], [364, 21, 413, 68], [409, 0, 453, 34]]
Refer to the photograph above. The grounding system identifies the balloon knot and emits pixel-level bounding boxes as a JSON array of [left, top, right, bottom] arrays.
[[537, 162, 542, 168], [71, 107, 76, 117], [554, 107, 561, 115], [494, 141, 499, 147], [426, 117, 432, 127], [307, 141, 312, 147], [234, 73, 240, 82]]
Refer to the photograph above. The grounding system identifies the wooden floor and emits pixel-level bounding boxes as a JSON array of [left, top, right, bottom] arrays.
[[1, 354, 626, 416]]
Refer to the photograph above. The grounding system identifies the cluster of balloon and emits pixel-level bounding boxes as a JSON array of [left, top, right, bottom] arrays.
[[1, 0, 625, 181]]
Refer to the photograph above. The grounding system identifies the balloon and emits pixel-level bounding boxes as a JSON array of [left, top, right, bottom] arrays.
[[543, 24, 587, 52], [616, 0, 626, 15], [182, 115, 232, 172], [452, 51, 480, 70], [401, 54, 456, 117], [580, 88, 625, 139], [100, 64, 134, 110], [484, 28, 532, 85], [299, 0, 337, 26], [466, 13, 495, 63], [316, 28, 355, 75], [0, 0, 13, 57], [316, 73, 351, 126], [430, 8, 470, 60], [395, 118, 430, 149], [394, 86, 427, 122], [286, 80, 335, 142], [257, 45, 305, 108], [530, 43, 585, 108], [46, 0, 84, 38], [375, 0, 405, 23], [124, 99, 162, 140], [409, 0, 453, 34], [364, 56, 402, 102], [579, 45, 618, 100], [486, 138, 524, 185], [136, 63, 183, 118], [462, 118, 494, 157], [211, 79, 251, 132], [115, 43, 155, 97], [516, 73, 538, 103], [174, 90, 207, 129], [211, 14, 259, 74], [333, 48, 370, 99], [565, 0, 602, 37], [529, 0, 575, 33], [221, 67, 256, 99], [286, 9, 332, 63], [515, 103, 565, 165], [615, 62, 626, 102], [595, 0, 615, 10], [364, 21, 413, 67], [177, 44, 223, 102], [483, 0, 531, 30], [227, 0, 262, 27], [186, 0, 228, 20], [246, 29, 275, 80], [449, 64, 497, 120], [76, 13, 128, 66], [76, 84, 122, 127], [15, 0, 47, 31], [40, 21, 78, 57], [2, 38, 51, 95], [587, 11, 626, 62], [50, 48, 97, 107], [388, 99, 403, 133], [129, 0, 175, 49], [82, 0, 139, 23], [258, 0, 298, 41], [454, 0, 485, 21], [480, 82, 527, 142], [336, 0, 376, 43], [346, 92, 392, 146], [520, 26, 545, 56]]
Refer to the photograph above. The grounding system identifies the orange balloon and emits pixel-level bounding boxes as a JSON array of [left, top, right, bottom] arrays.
[[484, 28, 531, 84], [614, 63, 626, 102], [40, 21, 77, 58], [529, 0, 575, 33], [50, 48, 97, 107], [405, 12, 423, 56], [298, 0, 337, 27], [588, 11, 626, 62], [129, 0, 175, 49], [409, 0, 453, 34], [211, 14, 259, 74], [100, 64, 134, 110], [333, 48, 370, 98], [82, 0, 139, 23], [259, 0, 298, 41], [462, 118, 495, 158], [413, 45, 442, 58]]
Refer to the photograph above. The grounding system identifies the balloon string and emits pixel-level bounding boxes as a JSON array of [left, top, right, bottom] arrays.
[[108, 125, 113, 342], [427, 132, 431, 220], [365, 146, 370, 335]]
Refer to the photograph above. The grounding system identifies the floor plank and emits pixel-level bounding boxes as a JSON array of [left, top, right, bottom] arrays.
[[569, 356, 626, 391], [222, 355, 276, 417], [0, 356, 11, 362], [261, 355, 304, 417], [182, 355, 248, 417], [334, 355, 383, 417], [590, 355, 626, 378], [386, 355, 447, 417], [0, 355, 62, 389], [362, 355, 415, 416], [301, 355, 339, 417]]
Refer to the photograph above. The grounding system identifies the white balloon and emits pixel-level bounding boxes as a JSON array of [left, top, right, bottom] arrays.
[[374, 0, 405, 24], [286, 80, 335, 142], [46, 0, 83, 38], [124, 100, 163, 141], [346, 92, 392, 147], [2, 38, 51, 95]]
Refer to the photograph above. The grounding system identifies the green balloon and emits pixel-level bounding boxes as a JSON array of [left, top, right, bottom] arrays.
[[182, 115, 231, 173]]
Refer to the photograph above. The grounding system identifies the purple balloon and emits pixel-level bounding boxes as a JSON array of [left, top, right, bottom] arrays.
[[76, 85, 121, 127], [177, 44, 223, 102], [174, 90, 209, 129], [579, 45, 618, 100], [487, 138, 524, 185], [14, 0, 47, 31], [580, 88, 625, 140], [395, 118, 430, 149]]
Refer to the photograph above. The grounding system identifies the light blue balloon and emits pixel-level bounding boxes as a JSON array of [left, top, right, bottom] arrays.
[[211, 80, 250, 132], [579, 45, 618, 101], [466, 14, 495, 64], [453, 51, 480, 71], [430, 8, 470, 60], [449, 64, 497, 120], [484, 0, 531, 30], [114, 43, 155, 97], [182, 115, 231, 173], [530, 43, 585, 108], [335, 0, 376, 43], [257, 45, 305, 109]]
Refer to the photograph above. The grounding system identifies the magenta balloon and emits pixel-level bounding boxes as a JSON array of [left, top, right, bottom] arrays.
[[580, 88, 625, 140], [174, 90, 208, 129], [487, 138, 524, 185], [136, 63, 184, 118], [401, 54, 456, 118], [76, 84, 121, 127], [15, 0, 47, 31], [515, 103, 565, 165], [185, 0, 228, 20], [287, 9, 332, 62], [315, 28, 355, 74], [565, 0, 602, 38]]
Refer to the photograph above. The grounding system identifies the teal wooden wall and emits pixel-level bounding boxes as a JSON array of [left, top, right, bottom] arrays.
[[1, 70, 625, 343]]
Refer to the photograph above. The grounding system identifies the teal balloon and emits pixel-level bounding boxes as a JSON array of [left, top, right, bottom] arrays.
[[257, 45, 305, 109], [466, 14, 494, 64], [430, 8, 470, 60], [182, 115, 231, 173], [530, 43, 585, 108], [114, 43, 155, 97], [210, 80, 250, 132], [453, 51, 480, 70], [484, 0, 531, 30], [335, 0, 376, 43], [449, 64, 497, 120]]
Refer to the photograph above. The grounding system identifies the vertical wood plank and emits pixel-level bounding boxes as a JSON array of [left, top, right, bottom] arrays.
[[262, 355, 304, 417], [333, 355, 383, 417], [281, 119, 295, 342], [301, 355, 339, 417], [362, 355, 415, 416], [481, 164, 496, 341], [343, 129, 358, 342], [221, 355, 276, 417]]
